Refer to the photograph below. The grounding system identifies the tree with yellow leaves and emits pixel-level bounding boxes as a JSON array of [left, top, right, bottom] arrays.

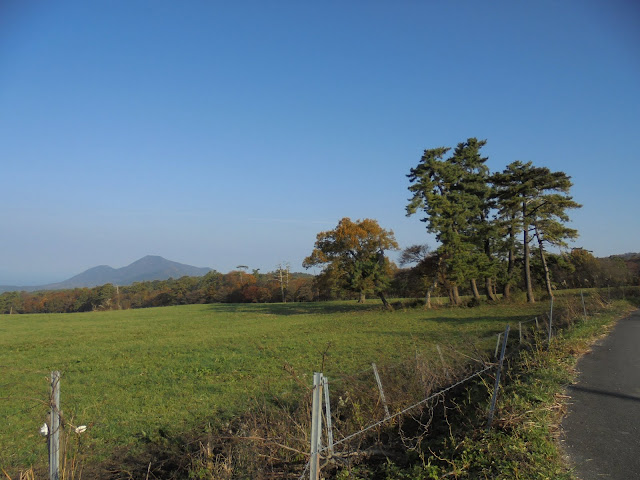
[[303, 218, 398, 308]]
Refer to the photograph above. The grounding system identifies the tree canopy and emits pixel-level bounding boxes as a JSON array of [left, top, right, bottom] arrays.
[[407, 140, 582, 304], [303, 218, 398, 307], [492, 161, 581, 302], [406, 138, 497, 304]]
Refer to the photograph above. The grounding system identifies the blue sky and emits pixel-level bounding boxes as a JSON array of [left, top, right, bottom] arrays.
[[1, 1, 638, 285]]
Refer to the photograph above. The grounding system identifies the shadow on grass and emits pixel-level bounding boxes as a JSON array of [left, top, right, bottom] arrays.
[[419, 310, 547, 326], [206, 301, 388, 316]]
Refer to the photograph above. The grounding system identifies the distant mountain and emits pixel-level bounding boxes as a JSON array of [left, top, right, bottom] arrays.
[[0, 256, 212, 293]]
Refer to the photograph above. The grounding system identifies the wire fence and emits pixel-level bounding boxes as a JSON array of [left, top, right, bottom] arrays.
[[296, 288, 629, 479]]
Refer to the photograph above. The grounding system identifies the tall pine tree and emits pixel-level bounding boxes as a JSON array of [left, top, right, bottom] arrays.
[[492, 161, 581, 302], [407, 138, 496, 304]]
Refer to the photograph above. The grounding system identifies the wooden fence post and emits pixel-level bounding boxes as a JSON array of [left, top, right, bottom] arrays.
[[487, 325, 509, 431], [581, 290, 588, 321], [309, 372, 323, 480], [49, 371, 60, 480]]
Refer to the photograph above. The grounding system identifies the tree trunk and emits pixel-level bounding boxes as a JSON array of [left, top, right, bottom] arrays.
[[378, 291, 392, 310], [523, 204, 535, 303], [534, 224, 554, 299], [425, 278, 438, 309], [483, 234, 498, 302], [449, 285, 460, 306], [470, 279, 481, 300], [358, 291, 366, 303], [485, 277, 498, 302], [503, 282, 511, 300], [503, 234, 515, 299]]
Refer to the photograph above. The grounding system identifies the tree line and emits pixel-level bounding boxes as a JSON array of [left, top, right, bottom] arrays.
[[303, 138, 637, 306], [0, 249, 635, 314], [0, 268, 316, 314]]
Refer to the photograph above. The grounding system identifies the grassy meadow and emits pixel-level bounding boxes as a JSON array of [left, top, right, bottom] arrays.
[[1, 299, 552, 473]]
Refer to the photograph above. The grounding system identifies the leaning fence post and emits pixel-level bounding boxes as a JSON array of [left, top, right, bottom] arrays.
[[321, 375, 334, 456], [49, 371, 61, 480], [309, 372, 324, 480], [371, 363, 390, 418], [487, 325, 509, 431], [494, 332, 503, 359]]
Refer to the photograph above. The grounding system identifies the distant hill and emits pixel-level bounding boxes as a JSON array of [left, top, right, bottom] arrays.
[[0, 256, 212, 293], [612, 252, 640, 277], [612, 252, 640, 261]]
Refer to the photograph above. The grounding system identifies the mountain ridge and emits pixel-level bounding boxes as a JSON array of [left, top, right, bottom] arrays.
[[0, 256, 212, 293]]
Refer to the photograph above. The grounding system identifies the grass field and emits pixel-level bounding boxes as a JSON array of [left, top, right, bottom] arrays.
[[0, 299, 553, 473]]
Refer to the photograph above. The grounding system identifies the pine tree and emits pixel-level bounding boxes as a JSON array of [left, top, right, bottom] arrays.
[[406, 138, 496, 304], [492, 161, 581, 302]]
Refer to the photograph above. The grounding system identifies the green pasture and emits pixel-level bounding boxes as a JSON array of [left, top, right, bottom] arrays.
[[0, 300, 548, 472]]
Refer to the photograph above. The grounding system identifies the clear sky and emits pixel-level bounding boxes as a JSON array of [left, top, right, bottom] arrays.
[[1, 1, 638, 285]]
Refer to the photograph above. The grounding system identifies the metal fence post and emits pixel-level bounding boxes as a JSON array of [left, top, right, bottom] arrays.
[[309, 372, 323, 480], [322, 375, 334, 456], [487, 325, 510, 431], [49, 371, 60, 480], [371, 363, 390, 418], [494, 332, 503, 359]]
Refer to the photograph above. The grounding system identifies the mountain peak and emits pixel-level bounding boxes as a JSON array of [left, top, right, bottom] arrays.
[[2, 256, 213, 292]]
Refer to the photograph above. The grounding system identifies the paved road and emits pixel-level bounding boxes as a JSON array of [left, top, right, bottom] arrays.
[[560, 309, 640, 480]]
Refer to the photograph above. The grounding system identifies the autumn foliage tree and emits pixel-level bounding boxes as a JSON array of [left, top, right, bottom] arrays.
[[303, 218, 399, 307]]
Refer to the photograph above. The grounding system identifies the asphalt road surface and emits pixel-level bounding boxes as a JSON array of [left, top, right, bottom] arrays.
[[560, 309, 640, 480]]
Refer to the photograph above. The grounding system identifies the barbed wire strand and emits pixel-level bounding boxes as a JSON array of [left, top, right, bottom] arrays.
[[297, 459, 310, 480], [325, 365, 493, 452]]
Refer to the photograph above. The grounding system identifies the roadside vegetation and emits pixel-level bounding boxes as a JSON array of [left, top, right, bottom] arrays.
[[344, 295, 638, 479]]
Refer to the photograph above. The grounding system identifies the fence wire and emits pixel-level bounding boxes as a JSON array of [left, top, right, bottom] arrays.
[[324, 364, 494, 452]]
